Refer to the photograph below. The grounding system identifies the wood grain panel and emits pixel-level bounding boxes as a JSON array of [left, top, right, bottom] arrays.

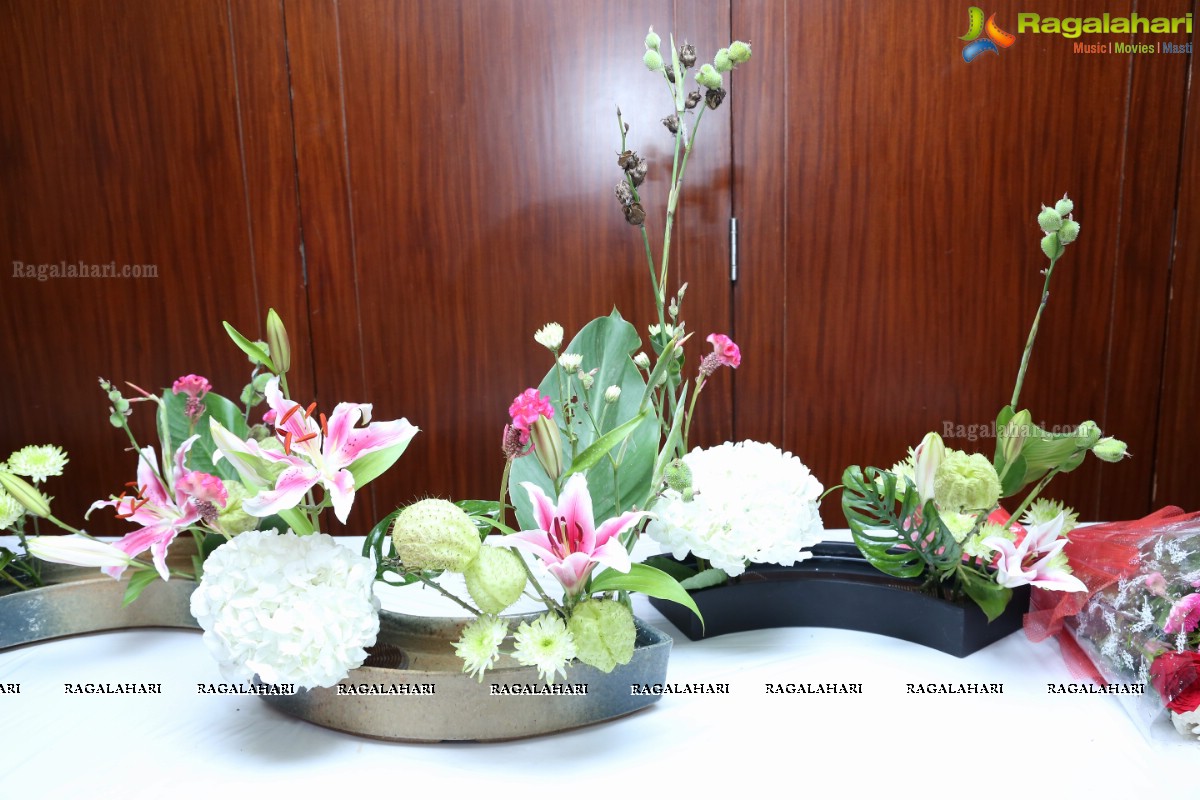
[[733, 0, 1189, 519], [1155, 32, 1200, 512], [0, 0, 304, 533], [288, 1, 731, 524]]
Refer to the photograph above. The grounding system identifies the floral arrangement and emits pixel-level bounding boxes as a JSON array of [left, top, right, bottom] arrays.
[[840, 196, 1128, 619], [1024, 511, 1200, 743], [17, 310, 416, 688], [0, 444, 71, 589]]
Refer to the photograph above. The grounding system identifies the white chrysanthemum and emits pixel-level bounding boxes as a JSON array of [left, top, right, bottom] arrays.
[[558, 353, 583, 372], [7, 445, 68, 484], [189, 530, 380, 689], [1171, 709, 1200, 740], [0, 490, 23, 529], [534, 322, 564, 351], [513, 613, 576, 684], [647, 440, 825, 577], [454, 616, 509, 681], [633, 352, 651, 370]]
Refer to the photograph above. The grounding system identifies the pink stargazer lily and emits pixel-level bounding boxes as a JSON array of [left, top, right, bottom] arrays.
[[496, 473, 646, 595], [88, 435, 226, 581], [211, 377, 417, 524], [982, 512, 1087, 593]]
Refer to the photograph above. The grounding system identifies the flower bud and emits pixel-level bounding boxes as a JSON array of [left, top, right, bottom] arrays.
[[558, 353, 582, 372], [912, 432, 946, 504], [0, 471, 52, 518], [679, 42, 697, 68], [530, 416, 565, 481], [534, 322, 564, 351], [1000, 409, 1032, 466], [266, 308, 291, 374], [567, 599, 636, 672], [644, 27, 661, 51], [714, 48, 734, 73], [1054, 194, 1074, 217], [464, 547, 528, 614], [1092, 436, 1129, 463], [728, 40, 752, 63], [1037, 206, 1062, 233], [695, 63, 723, 90], [26, 536, 135, 569], [1040, 232, 1062, 260], [633, 352, 651, 370], [604, 385, 621, 404], [391, 499, 480, 572], [578, 371, 595, 391], [1075, 420, 1102, 448], [1058, 219, 1080, 244], [643, 49, 664, 72]]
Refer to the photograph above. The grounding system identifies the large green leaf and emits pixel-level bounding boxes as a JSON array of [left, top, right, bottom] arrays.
[[222, 320, 277, 373], [511, 310, 659, 531], [992, 405, 1088, 495], [345, 432, 417, 489], [590, 562, 703, 626], [958, 565, 1013, 622], [840, 466, 962, 580], [161, 390, 250, 482]]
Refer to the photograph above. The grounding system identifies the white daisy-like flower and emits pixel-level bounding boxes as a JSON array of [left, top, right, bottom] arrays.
[[513, 613, 576, 684], [633, 352, 651, 370], [647, 323, 677, 339], [189, 530, 380, 689], [454, 616, 509, 682], [1021, 498, 1079, 534], [603, 385, 622, 404], [7, 445, 69, 484], [647, 440, 825, 577], [0, 490, 23, 530], [558, 353, 583, 372], [534, 322, 564, 351]]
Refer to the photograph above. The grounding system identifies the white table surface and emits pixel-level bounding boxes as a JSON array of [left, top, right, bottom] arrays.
[[1, 532, 1194, 797]]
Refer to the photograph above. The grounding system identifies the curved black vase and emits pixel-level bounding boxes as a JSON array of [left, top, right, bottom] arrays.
[[648, 542, 1030, 657]]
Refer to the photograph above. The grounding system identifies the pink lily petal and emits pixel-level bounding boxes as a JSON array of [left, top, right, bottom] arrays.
[[549, 552, 596, 595], [242, 465, 318, 518], [556, 474, 597, 552], [522, 481, 558, 533], [594, 508, 650, 547], [591, 538, 633, 573], [496, 529, 558, 564], [103, 522, 184, 581], [327, 469, 357, 524], [135, 446, 170, 507]]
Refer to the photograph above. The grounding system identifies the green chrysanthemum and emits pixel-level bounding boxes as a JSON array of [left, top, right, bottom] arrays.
[[963, 522, 1010, 560], [454, 616, 509, 682], [940, 511, 980, 544], [7, 445, 68, 484], [0, 490, 23, 530], [567, 599, 636, 673], [513, 614, 576, 684], [933, 450, 1000, 512], [1020, 498, 1078, 535]]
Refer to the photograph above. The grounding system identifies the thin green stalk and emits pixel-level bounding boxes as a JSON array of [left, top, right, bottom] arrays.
[[498, 458, 512, 529], [1011, 251, 1060, 408], [1004, 466, 1064, 530], [415, 573, 482, 615]]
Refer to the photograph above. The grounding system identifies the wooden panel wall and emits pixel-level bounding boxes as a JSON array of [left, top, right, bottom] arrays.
[[732, 0, 1194, 521], [0, 0, 308, 534]]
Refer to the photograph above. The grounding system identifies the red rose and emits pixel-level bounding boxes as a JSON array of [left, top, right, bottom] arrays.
[[1149, 651, 1200, 714]]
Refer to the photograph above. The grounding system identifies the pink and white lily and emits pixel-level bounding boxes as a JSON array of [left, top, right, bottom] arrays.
[[496, 473, 646, 596], [87, 435, 225, 580], [982, 512, 1087, 593], [210, 377, 417, 525]]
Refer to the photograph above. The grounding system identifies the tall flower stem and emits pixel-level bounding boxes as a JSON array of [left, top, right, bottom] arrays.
[[416, 573, 482, 615], [1010, 251, 1060, 409], [1004, 466, 1064, 530]]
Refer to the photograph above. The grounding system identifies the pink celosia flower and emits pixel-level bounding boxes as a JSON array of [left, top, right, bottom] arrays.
[[1165, 594, 1200, 634], [210, 377, 417, 524], [173, 374, 212, 422], [508, 389, 554, 446], [706, 333, 741, 368], [88, 435, 226, 580], [982, 513, 1086, 593], [495, 473, 645, 595]]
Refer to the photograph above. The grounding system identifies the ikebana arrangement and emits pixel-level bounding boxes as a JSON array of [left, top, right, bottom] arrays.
[[840, 196, 1128, 622]]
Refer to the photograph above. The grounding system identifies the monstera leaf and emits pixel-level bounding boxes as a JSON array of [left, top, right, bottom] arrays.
[[511, 310, 659, 532], [841, 465, 963, 581]]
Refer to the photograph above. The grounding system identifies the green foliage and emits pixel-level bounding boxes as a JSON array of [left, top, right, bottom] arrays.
[[958, 566, 1012, 622], [122, 569, 159, 607], [680, 567, 728, 591], [511, 311, 659, 531], [590, 562, 703, 627], [992, 405, 1089, 496], [363, 509, 427, 587], [222, 321, 277, 373], [841, 466, 963, 580], [160, 390, 250, 481]]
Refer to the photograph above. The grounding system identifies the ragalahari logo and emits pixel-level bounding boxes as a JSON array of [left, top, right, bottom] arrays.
[[960, 7, 1017, 62]]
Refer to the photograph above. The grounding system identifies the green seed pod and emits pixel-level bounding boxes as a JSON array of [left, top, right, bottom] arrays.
[[391, 499, 480, 572], [663, 458, 693, 494], [464, 547, 528, 614], [1092, 437, 1129, 463], [644, 27, 661, 51], [695, 64, 723, 90], [728, 40, 752, 63], [1037, 206, 1063, 233], [1058, 219, 1080, 244], [567, 599, 636, 672], [1041, 233, 1062, 260], [1075, 420, 1102, 449], [643, 49, 664, 72], [1054, 195, 1074, 217], [714, 48, 734, 73]]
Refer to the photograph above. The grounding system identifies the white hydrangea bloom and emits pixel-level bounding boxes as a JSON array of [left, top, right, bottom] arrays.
[[647, 440, 824, 577], [190, 530, 380, 689]]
